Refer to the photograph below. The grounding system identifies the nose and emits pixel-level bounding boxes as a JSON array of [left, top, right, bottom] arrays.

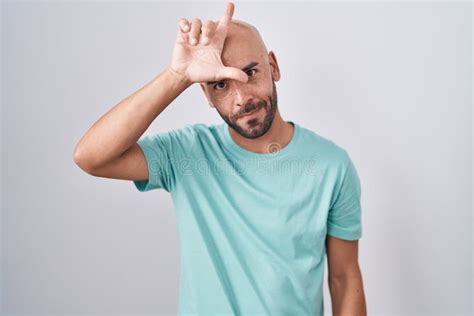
[[230, 82, 252, 107]]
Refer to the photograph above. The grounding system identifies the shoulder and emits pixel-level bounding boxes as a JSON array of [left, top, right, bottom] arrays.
[[170, 122, 217, 136], [151, 122, 214, 143], [156, 123, 222, 155], [137, 123, 212, 157], [296, 123, 351, 167]]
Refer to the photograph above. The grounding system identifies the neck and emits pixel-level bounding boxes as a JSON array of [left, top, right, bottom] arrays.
[[228, 110, 294, 154]]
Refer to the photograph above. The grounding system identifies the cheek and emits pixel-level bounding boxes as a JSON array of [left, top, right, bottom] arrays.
[[250, 77, 273, 97], [208, 89, 231, 104], [209, 94, 236, 116], [209, 93, 224, 104], [209, 92, 225, 107], [211, 99, 233, 116]]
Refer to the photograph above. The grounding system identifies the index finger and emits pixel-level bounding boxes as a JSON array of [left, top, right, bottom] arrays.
[[220, 1, 234, 28]]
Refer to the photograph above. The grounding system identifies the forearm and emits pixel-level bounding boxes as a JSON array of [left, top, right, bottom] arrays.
[[73, 66, 191, 171], [328, 269, 367, 316]]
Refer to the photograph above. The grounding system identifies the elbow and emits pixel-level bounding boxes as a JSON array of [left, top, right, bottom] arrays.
[[329, 267, 362, 285], [73, 146, 97, 175]]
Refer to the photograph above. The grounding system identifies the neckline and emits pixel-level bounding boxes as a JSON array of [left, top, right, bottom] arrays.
[[221, 121, 300, 159]]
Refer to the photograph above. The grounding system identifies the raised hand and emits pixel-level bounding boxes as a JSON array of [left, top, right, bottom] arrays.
[[168, 1, 249, 85]]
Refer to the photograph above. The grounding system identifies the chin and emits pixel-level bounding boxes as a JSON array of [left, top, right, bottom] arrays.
[[237, 120, 271, 139]]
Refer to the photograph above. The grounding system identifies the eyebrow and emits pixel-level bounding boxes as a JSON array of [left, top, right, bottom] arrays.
[[206, 62, 259, 85]]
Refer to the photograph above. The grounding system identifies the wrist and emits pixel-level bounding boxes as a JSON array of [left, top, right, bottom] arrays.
[[166, 65, 192, 88]]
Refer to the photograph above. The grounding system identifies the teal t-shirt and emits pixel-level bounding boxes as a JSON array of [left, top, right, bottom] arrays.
[[133, 121, 363, 316]]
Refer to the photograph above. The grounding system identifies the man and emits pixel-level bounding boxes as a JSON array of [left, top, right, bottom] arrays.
[[73, 2, 367, 315]]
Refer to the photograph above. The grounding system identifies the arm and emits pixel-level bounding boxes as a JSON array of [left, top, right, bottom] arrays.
[[73, 66, 191, 178], [326, 235, 367, 315], [73, 1, 246, 180]]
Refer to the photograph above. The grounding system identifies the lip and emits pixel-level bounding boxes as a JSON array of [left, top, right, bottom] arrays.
[[239, 107, 261, 119]]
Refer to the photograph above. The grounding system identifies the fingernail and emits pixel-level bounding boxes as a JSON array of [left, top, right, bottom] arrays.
[[190, 38, 196, 45], [202, 37, 209, 44]]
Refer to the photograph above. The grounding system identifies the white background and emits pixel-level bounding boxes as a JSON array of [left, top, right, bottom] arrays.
[[2, 1, 472, 315]]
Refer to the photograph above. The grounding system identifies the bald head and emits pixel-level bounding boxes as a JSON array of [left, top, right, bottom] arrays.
[[213, 19, 269, 66]]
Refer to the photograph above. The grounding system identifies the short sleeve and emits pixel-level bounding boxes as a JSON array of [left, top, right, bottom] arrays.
[[133, 131, 178, 193], [327, 153, 363, 240]]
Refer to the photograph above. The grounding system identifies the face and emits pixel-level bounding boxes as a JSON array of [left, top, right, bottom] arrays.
[[215, 79, 278, 139], [200, 22, 281, 139]]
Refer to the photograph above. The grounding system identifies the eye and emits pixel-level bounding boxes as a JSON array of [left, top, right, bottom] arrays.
[[213, 69, 258, 91], [214, 81, 227, 90], [246, 68, 257, 77]]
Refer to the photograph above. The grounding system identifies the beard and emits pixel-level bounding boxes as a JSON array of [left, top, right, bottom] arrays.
[[216, 80, 278, 139]]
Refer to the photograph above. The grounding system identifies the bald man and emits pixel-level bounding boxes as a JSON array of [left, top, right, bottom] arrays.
[[73, 2, 367, 315]]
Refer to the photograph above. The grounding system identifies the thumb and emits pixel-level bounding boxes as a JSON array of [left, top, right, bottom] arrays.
[[218, 67, 248, 83]]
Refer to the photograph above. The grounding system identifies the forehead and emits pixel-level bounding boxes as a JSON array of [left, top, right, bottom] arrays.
[[221, 46, 265, 69], [218, 21, 268, 68]]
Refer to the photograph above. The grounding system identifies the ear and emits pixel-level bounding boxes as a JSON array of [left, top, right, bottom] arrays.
[[268, 51, 281, 82], [200, 83, 215, 108]]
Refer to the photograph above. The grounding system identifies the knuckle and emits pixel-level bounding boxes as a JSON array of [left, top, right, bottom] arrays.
[[178, 18, 189, 31], [202, 22, 213, 32]]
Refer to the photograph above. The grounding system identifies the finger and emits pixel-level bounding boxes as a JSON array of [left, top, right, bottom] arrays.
[[189, 18, 202, 45], [175, 20, 189, 44], [218, 66, 248, 83], [220, 1, 234, 28], [215, 2, 234, 39], [200, 20, 216, 45], [178, 18, 190, 32]]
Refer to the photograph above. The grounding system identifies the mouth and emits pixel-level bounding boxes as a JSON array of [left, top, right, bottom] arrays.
[[238, 107, 261, 119]]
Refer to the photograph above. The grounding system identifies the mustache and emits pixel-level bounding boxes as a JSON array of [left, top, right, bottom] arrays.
[[237, 100, 266, 118]]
